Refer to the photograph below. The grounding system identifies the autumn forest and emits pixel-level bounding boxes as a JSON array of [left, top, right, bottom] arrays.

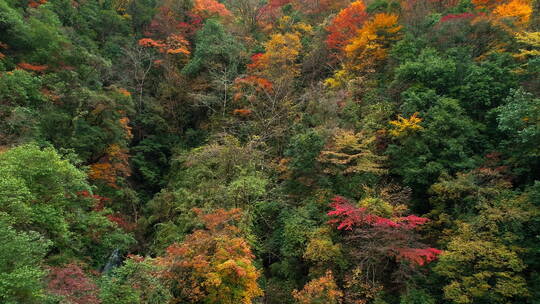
[[0, 0, 539, 302]]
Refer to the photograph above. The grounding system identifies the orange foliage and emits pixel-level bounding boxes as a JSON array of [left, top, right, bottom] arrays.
[[119, 117, 133, 140], [28, 0, 47, 8], [157, 208, 262, 304], [88, 163, 116, 186], [117, 87, 131, 97], [492, 0, 532, 26], [138, 36, 190, 55], [164, 34, 190, 55], [192, 0, 232, 18], [88, 144, 131, 188], [138, 38, 166, 48], [17, 62, 48, 72], [40, 88, 61, 102], [292, 271, 343, 304], [344, 13, 402, 67], [235, 75, 273, 92], [326, 1, 368, 54], [233, 108, 253, 116]]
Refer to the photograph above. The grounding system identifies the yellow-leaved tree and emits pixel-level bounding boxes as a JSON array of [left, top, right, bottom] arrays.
[[325, 12, 402, 88], [388, 112, 424, 137], [292, 271, 343, 304], [318, 129, 387, 175]]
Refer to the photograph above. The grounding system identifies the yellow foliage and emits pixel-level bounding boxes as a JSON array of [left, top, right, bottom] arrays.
[[388, 112, 424, 137], [324, 68, 354, 89], [344, 13, 402, 70], [318, 129, 387, 175], [515, 31, 540, 59], [304, 227, 342, 264], [292, 271, 343, 304], [293, 22, 314, 35], [257, 32, 302, 86]]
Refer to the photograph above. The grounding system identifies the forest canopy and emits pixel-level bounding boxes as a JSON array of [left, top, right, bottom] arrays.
[[0, 0, 539, 303]]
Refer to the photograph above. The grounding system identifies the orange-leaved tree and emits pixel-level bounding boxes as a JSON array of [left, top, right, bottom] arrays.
[[157, 208, 263, 304], [89, 144, 131, 188], [344, 12, 402, 69], [492, 0, 533, 26], [193, 0, 232, 18], [325, 12, 402, 88], [325, 1, 369, 55], [292, 271, 343, 304]]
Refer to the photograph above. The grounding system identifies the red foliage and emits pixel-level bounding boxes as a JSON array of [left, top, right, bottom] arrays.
[[47, 264, 100, 304], [325, 1, 368, 54], [440, 12, 478, 22], [327, 196, 363, 230], [247, 53, 265, 70], [327, 196, 441, 267], [370, 216, 400, 228], [107, 213, 136, 231], [259, 0, 293, 21], [180, 12, 203, 36], [393, 248, 442, 266], [398, 215, 429, 228], [327, 196, 429, 230], [77, 191, 110, 212]]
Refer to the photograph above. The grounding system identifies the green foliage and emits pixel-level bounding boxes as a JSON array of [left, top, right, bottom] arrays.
[[182, 19, 246, 76], [400, 289, 435, 304], [497, 88, 540, 155], [0, 70, 44, 106], [431, 170, 538, 303], [0, 144, 134, 265], [0, 217, 51, 304], [100, 258, 172, 304], [146, 135, 269, 252], [285, 129, 325, 176], [395, 48, 458, 94], [388, 92, 480, 195]]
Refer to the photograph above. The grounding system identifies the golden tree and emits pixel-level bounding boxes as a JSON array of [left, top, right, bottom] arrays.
[[318, 129, 387, 175]]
